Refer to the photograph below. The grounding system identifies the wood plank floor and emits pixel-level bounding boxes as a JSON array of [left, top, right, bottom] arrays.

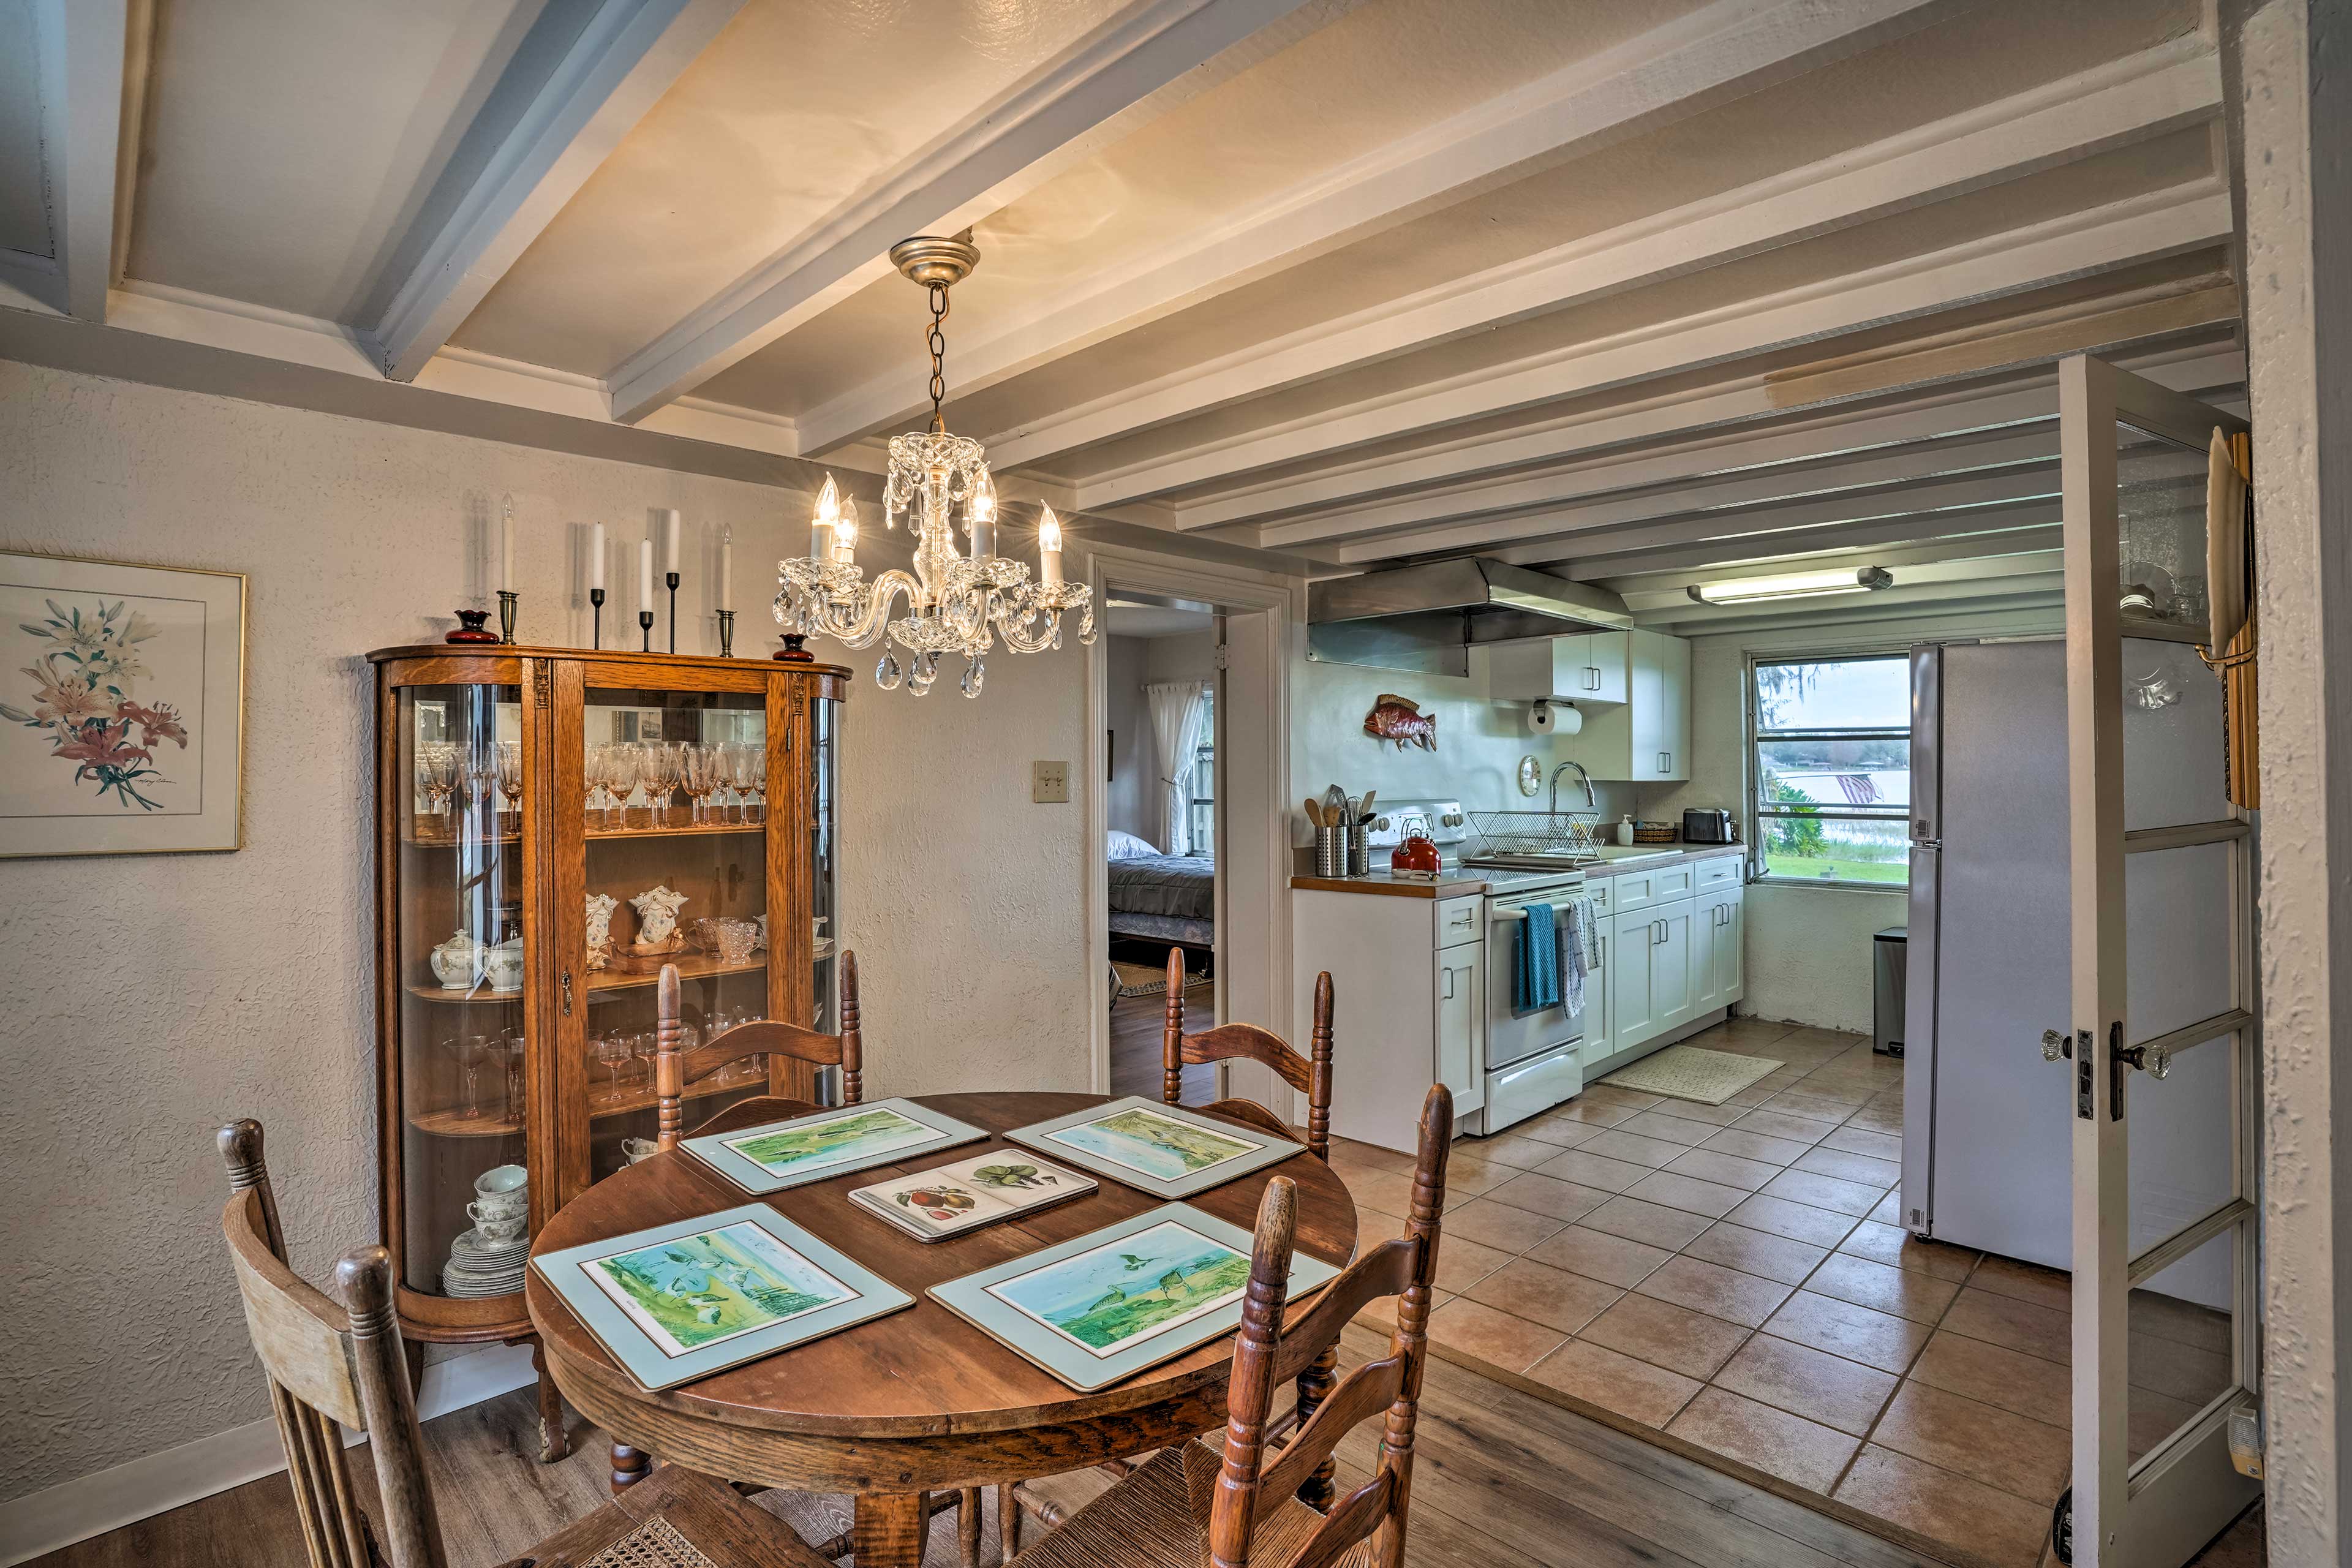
[[29, 1322, 1953, 1568], [1107, 988, 1214, 1102]]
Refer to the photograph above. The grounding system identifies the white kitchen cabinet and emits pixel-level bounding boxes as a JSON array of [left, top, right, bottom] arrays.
[[1610, 907, 1662, 1047], [1694, 881, 1745, 1014], [1586, 922, 1610, 1055], [1566, 629, 1691, 780], [1489, 630, 1629, 704], [1653, 901, 1695, 1035], [1434, 941, 1483, 1112]]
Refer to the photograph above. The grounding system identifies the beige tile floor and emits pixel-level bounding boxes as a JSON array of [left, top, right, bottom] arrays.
[[1334, 1016, 2234, 1568]]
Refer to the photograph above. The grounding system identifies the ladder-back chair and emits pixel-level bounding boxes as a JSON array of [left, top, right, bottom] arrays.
[[215, 1119, 827, 1568], [654, 950, 862, 1152], [1008, 1084, 1452, 1568]]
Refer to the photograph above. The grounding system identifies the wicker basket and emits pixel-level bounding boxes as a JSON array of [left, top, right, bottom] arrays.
[[1632, 821, 1679, 845]]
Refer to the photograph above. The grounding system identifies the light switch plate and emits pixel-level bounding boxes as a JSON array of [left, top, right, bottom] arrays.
[[1032, 760, 1069, 803]]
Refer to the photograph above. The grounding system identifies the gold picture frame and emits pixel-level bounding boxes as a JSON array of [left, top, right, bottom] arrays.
[[0, 550, 246, 857]]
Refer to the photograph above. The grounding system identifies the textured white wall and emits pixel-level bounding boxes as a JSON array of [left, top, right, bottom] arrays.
[[2239, 0, 2350, 1554], [0, 362, 1093, 1506]]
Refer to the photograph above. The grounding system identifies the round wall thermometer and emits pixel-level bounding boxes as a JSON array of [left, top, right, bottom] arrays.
[[1518, 755, 1542, 796]]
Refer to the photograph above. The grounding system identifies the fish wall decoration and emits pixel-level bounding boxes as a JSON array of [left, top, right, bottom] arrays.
[[1364, 693, 1436, 751]]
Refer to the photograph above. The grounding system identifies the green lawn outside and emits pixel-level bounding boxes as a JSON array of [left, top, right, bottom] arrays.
[[1760, 854, 1907, 886]]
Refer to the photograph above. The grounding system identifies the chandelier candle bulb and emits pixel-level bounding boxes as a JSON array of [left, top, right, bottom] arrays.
[[969, 467, 997, 559], [1038, 504, 1064, 587], [834, 496, 860, 564]]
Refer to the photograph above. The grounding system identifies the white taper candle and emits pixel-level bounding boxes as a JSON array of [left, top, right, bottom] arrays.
[[590, 522, 605, 591]]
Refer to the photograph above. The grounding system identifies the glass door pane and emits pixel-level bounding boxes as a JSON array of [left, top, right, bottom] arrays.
[[810, 690, 839, 1042], [395, 683, 530, 1300], [578, 686, 773, 1183]]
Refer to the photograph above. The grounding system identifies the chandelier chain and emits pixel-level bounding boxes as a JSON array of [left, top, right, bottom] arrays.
[[926, 282, 950, 434]]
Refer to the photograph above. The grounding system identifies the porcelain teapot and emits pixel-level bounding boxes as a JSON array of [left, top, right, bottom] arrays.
[[429, 930, 485, 989]]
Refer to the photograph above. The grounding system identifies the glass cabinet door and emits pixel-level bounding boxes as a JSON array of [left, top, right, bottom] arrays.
[[393, 681, 532, 1302], [570, 682, 777, 1188], [811, 688, 840, 1042]]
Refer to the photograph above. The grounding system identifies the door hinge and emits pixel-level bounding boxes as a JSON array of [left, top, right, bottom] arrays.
[[1214, 643, 1229, 671]]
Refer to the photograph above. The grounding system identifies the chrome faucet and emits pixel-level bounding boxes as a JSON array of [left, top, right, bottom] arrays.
[[1548, 759, 1596, 816]]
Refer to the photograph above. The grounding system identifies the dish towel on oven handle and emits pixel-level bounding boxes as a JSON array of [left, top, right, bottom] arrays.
[[1513, 902, 1561, 1012], [1556, 897, 1599, 1017]]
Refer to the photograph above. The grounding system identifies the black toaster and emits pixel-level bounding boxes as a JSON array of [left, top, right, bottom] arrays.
[[1682, 808, 1736, 843]]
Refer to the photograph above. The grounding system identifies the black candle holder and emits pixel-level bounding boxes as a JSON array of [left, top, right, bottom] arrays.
[[717, 609, 736, 658], [666, 571, 680, 653], [590, 587, 605, 649], [445, 608, 499, 644], [774, 632, 813, 663], [497, 590, 518, 644], [638, 609, 654, 653]]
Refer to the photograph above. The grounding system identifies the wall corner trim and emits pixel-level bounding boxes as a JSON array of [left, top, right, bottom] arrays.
[[0, 1341, 538, 1564]]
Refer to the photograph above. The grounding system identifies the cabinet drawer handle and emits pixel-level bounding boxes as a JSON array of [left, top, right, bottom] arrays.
[[1441, 967, 1455, 1001], [561, 971, 573, 1017]]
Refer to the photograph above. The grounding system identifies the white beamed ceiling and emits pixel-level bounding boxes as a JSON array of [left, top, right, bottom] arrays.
[[1, 0, 2239, 616]]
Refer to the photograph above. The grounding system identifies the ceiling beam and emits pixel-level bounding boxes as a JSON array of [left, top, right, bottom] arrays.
[[799, 0, 1958, 459], [1073, 181, 2232, 510], [973, 36, 2217, 472], [1326, 426, 2059, 564], [1548, 503, 2063, 579], [369, 0, 750, 383], [36, 0, 136, 323], [1250, 337, 2242, 548], [603, 0, 1318, 426]]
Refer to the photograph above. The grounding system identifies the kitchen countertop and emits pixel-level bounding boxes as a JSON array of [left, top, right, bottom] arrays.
[[1291, 843, 1743, 897]]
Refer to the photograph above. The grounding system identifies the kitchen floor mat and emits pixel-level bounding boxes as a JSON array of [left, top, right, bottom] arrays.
[[1598, 1044, 1782, 1106]]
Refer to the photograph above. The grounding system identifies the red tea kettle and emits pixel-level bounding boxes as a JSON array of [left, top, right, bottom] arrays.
[[1390, 832, 1441, 878]]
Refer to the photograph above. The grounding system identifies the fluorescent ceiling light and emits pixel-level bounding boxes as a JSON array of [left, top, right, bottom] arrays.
[[1687, 565, 1894, 606]]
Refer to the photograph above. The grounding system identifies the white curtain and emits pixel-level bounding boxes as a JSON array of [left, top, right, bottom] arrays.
[[1147, 680, 1208, 856]]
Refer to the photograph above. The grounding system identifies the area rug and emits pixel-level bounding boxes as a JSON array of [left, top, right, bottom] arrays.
[[1598, 1043, 1781, 1105], [1109, 960, 1211, 1001]]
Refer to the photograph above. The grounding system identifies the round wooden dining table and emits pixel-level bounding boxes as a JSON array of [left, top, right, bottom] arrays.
[[527, 1091, 1360, 1568]]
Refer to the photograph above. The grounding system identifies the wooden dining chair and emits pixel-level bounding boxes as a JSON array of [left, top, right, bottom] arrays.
[[215, 1118, 829, 1568], [1160, 947, 1333, 1161], [654, 950, 862, 1152], [1005, 1084, 1452, 1568], [1160, 946, 1340, 1506]]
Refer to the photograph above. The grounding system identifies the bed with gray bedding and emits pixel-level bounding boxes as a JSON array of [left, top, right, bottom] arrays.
[[1108, 853, 1214, 948]]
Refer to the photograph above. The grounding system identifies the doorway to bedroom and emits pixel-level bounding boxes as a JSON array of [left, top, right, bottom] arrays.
[[1102, 593, 1223, 1101]]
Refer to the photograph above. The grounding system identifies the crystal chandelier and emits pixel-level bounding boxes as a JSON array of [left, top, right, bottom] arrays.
[[774, 236, 1094, 697]]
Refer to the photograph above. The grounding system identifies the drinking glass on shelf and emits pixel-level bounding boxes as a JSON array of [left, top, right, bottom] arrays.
[[463, 751, 500, 821], [635, 743, 679, 829], [582, 742, 605, 826], [496, 742, 522, 829], [600, 745, 636, 831], [500, 1028, 526, 1122], [679, 744, 715, 826], [420, 744, 459, 820], [459, 1033, 495, 1120]]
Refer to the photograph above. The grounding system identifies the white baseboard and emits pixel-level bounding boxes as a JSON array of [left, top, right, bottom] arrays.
[[0, 1341, 539, 1566]]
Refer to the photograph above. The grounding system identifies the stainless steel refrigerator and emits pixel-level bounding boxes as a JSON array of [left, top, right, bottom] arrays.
[[1901, 638, 2239, 1289]]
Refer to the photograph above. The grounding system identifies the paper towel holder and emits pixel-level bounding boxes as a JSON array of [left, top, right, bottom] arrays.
[[1527, 699, 1583, 735]]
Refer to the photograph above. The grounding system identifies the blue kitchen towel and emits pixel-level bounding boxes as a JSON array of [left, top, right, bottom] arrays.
[[1513, 903, 1561, 1012]]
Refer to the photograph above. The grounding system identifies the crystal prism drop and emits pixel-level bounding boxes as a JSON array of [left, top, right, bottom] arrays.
[[876, 653, 902, 688], [961, 657, 984, 698]]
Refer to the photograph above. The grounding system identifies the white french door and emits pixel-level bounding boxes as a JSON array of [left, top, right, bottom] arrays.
[[2056, 355, 2258, 1565]]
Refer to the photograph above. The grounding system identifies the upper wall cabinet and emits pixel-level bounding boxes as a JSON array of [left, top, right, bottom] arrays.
[[1489, 630, 1630, 704], [1564, 629, 1691, 781]]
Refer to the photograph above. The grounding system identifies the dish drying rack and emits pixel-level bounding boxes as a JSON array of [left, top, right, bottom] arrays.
[[1468, 809, 1604, 858]]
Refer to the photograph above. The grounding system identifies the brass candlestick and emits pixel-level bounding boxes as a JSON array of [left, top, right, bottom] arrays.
[[717, 609, 736, 658], [497, 590, 517, 644]]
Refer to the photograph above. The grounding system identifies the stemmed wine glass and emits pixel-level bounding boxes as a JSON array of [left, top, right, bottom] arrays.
[[731, 742, 766, 824], [418, 744, 459, 821], [495, 742, 522, 831], [681, 744, 721, 825], [638, 743, 682, 829]]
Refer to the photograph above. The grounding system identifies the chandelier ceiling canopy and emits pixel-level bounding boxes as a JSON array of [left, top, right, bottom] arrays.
[[774, 236, 1093, 697]]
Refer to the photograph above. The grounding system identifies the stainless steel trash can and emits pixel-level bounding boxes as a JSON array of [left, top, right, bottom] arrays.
[[1873, 926, 1907, 1057]]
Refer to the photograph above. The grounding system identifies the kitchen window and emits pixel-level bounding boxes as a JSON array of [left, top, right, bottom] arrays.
[[1188, 684, 1215, 857], [1751, 654, 1910, 886]]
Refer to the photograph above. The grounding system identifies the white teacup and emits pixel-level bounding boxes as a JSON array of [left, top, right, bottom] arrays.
[[475, 1164, 527, 1200], [621, 1137, 659, 1166], [468, 1205, 527, 1242]]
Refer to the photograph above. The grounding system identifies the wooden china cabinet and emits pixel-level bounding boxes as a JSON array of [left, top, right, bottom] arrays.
[[367, 644, 847, 1458]]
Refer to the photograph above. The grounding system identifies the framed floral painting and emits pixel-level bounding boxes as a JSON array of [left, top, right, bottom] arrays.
[[0, 552, 245, 857]]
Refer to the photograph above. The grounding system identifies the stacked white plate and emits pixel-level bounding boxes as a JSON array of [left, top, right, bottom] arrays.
[[442, 1226, 529, 1298]]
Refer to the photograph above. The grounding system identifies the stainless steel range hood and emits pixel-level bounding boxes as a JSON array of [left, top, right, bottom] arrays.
[[1308, 560, 1632, 675]]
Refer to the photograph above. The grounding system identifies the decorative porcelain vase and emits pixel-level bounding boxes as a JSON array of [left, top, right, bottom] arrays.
[[483, 938, 525, 993], [630, 884, 688, 948], [584, 893, 619, 971], [429, 930, 484, 989]]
